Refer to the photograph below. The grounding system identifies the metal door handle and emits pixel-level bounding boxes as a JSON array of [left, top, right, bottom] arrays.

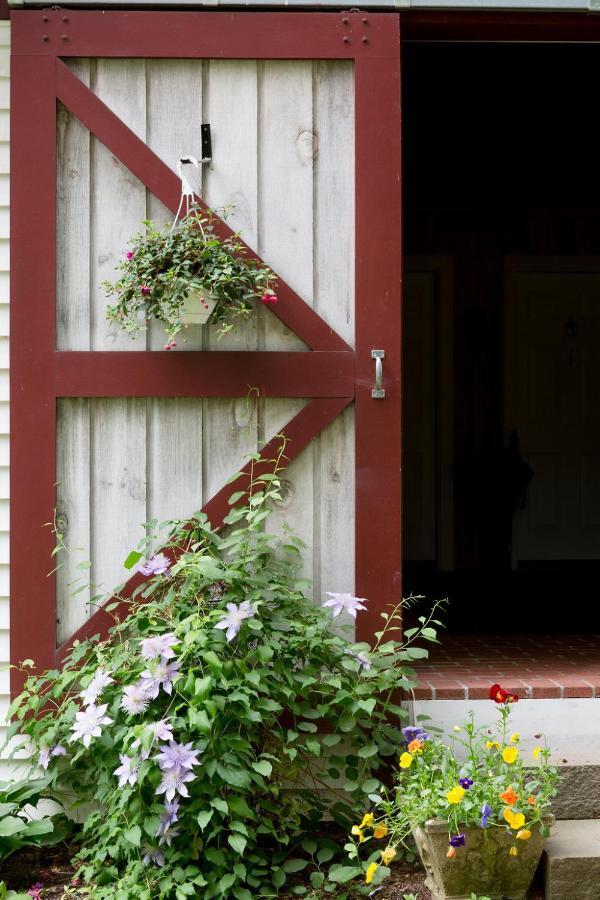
[[371, 349, 385, 398]]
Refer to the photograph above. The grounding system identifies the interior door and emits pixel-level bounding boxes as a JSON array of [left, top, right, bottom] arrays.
[[505, 257, 600, 562], [10, 10, 402, 689]]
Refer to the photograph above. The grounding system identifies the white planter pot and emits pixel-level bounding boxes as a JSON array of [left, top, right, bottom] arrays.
[[180, 287, 218, 325]]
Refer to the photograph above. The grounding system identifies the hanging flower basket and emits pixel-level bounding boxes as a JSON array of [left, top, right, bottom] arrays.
[[180, 285, 219, 325], [103, 207, 277, 348]]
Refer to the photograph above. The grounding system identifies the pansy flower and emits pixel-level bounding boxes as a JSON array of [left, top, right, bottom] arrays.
[[480, 802, 493, 828], [449, 833, 465, 848], [459, 777, 473, 790]]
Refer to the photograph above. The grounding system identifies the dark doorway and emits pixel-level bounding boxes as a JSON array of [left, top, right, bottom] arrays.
[[402, 42, 600, 633]]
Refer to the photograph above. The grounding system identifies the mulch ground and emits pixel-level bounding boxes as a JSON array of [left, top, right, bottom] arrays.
[[0, 843, 546, 899]]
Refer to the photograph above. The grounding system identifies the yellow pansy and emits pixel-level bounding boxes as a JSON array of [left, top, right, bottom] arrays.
[[360, 813, 375, 829], [373, 824, 389, 839], [503, 808, 525, 830], [509, 846, 518, 857], [351, 825, 365, 842], [381, 846, 396, 865], [446, 786, 466, 805], [486, 741, 501, 750], [532, 746, 542, 760], [365, 862, 379, 884], [502, 746, 519, 764], [517, 829, 532, 841], [399, 752, 414, 769], [510, 732, 520, 744]]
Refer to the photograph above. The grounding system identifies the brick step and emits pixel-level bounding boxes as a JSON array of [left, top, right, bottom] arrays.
[[543, 820, 600, 900]]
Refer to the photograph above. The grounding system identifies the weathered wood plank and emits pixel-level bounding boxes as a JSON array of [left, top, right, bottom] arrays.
[[56, 400, 91, 643], [313, 61, 355, 618], [260, 61, 314, 588], [202, 60, 260, 505], [58, 62, 91, 351]]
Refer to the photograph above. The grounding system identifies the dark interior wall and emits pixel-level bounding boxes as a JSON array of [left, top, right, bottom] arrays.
[[402, 43, 600, 631]]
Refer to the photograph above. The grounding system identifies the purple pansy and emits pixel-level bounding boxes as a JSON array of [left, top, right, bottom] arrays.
[[155, 740, 201, 773], [114, 754, 139, 788], [480, 802, 493, 828], [449, 834, 466, 848], [322, 592, 367, 619], [402, 726, 431, 744], [214, 601, 255, 642], [140, 632, 179, 661], [155, 767, 196, 803], [138, 553, 171, 578], [459, 777, 473, 790], [140, 659, 181, 698]]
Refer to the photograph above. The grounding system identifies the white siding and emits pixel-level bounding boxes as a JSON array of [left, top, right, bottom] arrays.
[[0, 21, 9, 772], [55, 58, 356, 641]]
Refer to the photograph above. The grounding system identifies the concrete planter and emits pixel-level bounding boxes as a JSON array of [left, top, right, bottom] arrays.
[[412, 815, 554, 900], [180, 286, 218, 325]]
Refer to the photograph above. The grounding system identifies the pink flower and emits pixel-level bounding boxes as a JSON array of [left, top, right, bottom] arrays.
[[126, 251, 134, 260], [141, 285, 151, 295], [261, 292, 278, 306]]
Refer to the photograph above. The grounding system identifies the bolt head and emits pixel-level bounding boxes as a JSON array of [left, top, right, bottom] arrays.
[[343, 36, 349, 43], [362, 36, 368, 43], [42, 34, 49, 41]]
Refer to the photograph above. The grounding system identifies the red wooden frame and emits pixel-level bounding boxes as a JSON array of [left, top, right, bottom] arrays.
[[10, 10, 402, 690]]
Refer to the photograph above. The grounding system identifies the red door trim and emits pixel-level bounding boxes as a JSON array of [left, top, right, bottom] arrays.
[[10, 11, 403, 692]]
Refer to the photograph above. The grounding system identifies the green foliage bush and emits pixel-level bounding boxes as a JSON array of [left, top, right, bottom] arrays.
[[6, 460, 440, 899], [0, 775, 71, 861]]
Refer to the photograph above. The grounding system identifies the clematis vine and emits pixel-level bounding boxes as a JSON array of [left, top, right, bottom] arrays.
[[142, 846, 165, 868], [322, 592, 367, 619], [141, 659, 181, 698], [138, 553, 171, 578], [140, 632, 179, 661], [38, 744, 66, 770], [345, 648, 372, 671], [121, 682, 153, 716], [69, 703, 113, 748], [79, 667, 114, 707], [114, 754, 139, 788], [214, 601, 255, 642], [155, 767, 196, 803], [155, 740, 201, 773]]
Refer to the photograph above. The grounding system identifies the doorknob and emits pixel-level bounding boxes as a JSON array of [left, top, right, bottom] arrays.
[[371, 349, 385, 399]]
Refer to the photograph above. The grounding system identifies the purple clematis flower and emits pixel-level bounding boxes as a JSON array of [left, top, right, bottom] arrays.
[[69, 703, 113, 748], [157, 823, 181, 848], [480, 802, 493, 828], [214, 601, 255, 642], [132, 719, 174, 752], [322, 592, 367, 619], [155, 740, 201, 773], [140, 659, 181, 698], [51, 744, 67, 758], [157, 798, 180, 836], [138, 553, 171, 578], [140, 632, 179, 661], [121, 681, 153, 715], [459, 777, 473, 790], [449, 834, 466, 848], [155, 767, 196, 803], [38, 747, 51, 770], [79, 667, 114, 707], [114, 754, 139, 788], [142, 846, 165, 867]]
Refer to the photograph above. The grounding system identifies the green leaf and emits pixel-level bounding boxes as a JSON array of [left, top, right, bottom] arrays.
[[228, 796, 255, 819], [216, 764, 251, 789], [282, 859, 308, 874], [210, 798, 228, 816], [123, 825, 142, 847], [328, 865, 362, 884], [123, 550, 143, 570], [228, 833, 247, 855], [219, 874, 236, 892], [251, 760, 272, 778], [228, 491, 247, 506], [322, 734, 341, 747], [358, 744, 379, 759], [197, 809, 214, 831], [0, 816, 27, 837]]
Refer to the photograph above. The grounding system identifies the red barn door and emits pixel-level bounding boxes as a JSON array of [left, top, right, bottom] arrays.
[[10, 11, 402, 690]]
